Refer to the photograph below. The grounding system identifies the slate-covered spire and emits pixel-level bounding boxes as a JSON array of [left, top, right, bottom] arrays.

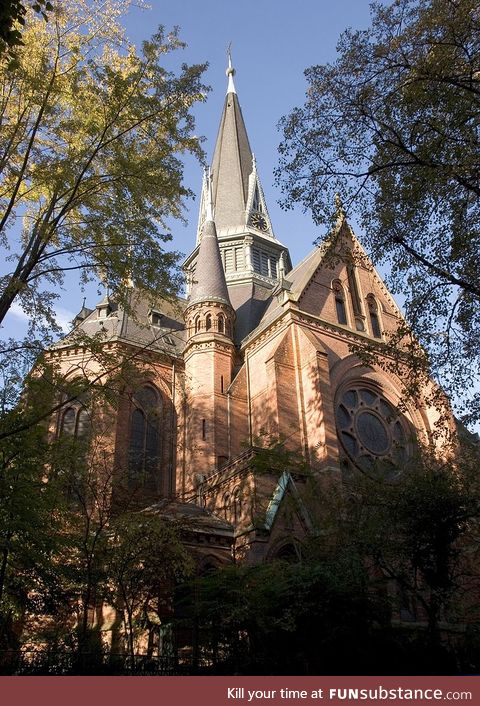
[[189, 170, 231, 308], [209, 52, 254, 234]]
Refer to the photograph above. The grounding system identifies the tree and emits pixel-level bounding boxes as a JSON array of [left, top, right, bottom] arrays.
[[0, 0, 208, 438], [0, 1, 52, 63], [180, 558, 382, 675], [343, 453, 480, 667], [177, 438, 480, 675], [0, 371, 65, 656], [0, 0, 207, 341], [277, 0, 480, 425], [109, 513, 193, 665]]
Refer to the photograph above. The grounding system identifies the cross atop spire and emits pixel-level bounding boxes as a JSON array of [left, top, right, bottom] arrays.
[[226, 43, 236, 94]]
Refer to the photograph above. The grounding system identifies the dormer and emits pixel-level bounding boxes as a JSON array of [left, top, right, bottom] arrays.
[[96, 295, 113, 319]]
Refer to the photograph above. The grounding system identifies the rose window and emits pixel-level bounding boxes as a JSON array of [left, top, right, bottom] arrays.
[[336, 387, 409, 479]]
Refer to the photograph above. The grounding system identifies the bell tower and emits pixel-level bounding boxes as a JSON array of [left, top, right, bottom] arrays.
[[184, 53, 292, 343], [183, 173, 236, 491]]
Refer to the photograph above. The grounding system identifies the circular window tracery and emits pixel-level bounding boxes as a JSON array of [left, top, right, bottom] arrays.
[[336, 386, 409, 480]]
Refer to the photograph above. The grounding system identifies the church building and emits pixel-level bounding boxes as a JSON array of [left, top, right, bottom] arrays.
[[51, 58, 451, 570]]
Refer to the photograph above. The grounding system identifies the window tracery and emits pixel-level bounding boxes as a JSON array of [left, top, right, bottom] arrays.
[[59, 391, 92, 441], [336, 386, 410, 480]]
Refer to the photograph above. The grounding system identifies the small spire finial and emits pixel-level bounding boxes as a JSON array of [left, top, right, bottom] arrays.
[[226, 43, 236, 94], [206, 167, 214, 222], [335, 192, 346, 219]]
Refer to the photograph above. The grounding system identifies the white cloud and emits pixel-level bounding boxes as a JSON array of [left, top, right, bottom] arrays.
[[6, 302, 74, 333], [55, 306, 75, 333], [9, 301, 29, 321]]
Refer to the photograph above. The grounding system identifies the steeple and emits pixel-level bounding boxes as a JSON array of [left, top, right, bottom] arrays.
[[193, 52, 279, 245], [208, 52, 254, 236], [185, 55, 292, 344]]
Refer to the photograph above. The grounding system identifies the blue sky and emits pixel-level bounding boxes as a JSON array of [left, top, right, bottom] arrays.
[[121, 0, 374, 267], [4, 0, 374, 332]]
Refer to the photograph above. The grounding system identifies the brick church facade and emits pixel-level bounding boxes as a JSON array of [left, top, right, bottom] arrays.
[[50, 59, 451, 571]]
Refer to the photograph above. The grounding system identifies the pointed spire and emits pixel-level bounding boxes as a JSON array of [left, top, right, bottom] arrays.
[[226, 44, 236, 94], [335, 192, 346, 220], [189, 171, 231, 308], [211, 57, 253, 233]]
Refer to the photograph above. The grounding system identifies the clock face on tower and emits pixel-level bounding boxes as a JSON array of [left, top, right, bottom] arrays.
[[250, 211, 268, 231]]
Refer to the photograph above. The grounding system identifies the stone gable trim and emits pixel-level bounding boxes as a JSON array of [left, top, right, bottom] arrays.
[[264, 471, 314, 533], [242, 301, 408, 363]]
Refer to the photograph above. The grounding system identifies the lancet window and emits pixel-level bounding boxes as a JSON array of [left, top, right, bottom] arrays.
[[59, 389, 92, 441], [333, 280, 348, 325], [128, 385, 161, 488], [367, 295, 382, 338]]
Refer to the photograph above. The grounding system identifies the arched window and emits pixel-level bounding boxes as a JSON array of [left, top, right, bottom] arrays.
[[59, 393, 91, 440], [217, 314, 225, 334], [333, 280, 348, 325], [275, 543, 300, 563], [58, 390, 92, 506], [367, 295, 382, 338], [223, 492, 230, 521], [205, 313, 212, 331], [194, 315, 200, 334], [347, 263, 362, 316], [232, 487, 242, 525], [128, 385, 161, 489]]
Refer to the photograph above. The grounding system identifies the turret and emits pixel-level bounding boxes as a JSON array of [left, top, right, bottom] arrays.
[[183, 173, 236, 490]]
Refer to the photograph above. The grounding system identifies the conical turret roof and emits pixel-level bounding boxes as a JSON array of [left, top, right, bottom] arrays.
[[189, 180, 232, 308]]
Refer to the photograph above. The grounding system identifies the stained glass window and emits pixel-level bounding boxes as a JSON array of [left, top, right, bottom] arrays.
[[128, 386, 161, 488], [336, 386, 409, 480]]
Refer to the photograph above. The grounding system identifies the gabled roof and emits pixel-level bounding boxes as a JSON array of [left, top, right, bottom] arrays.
[[58, 291, 187, 356], [243, 214, 402, 345], [264, 471, 314, 533]]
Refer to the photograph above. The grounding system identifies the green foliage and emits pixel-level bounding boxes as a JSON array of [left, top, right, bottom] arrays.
[[177, 558, 386, 674], [0, 380, 64, 650], [0, 0, 208, 338], [177, 449, 480, 675], [347, 457, 480, 624], [0, 0, 52, 66], [109, 512, 193, 659], [277, 0, 480, 424]]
